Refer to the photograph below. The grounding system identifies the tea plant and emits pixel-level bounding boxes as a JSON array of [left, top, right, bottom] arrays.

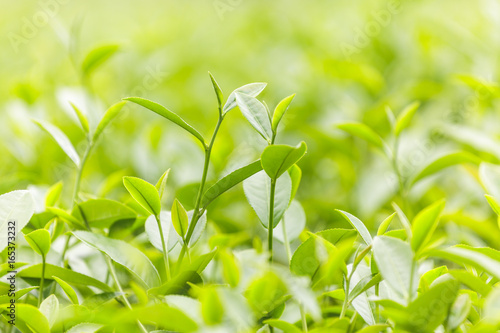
[[2, 70, 500, 333]]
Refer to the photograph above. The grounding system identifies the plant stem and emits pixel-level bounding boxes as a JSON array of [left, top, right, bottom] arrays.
[[268, 179, 276, 262], [38, 255, 46, 307], [282, 216, 292, 263], [339, 274, 350, 319], [177, 115, 224, 268], [105, 256, 148, 333], [300, 303, 308, 332], [155, 215, 171, 280]]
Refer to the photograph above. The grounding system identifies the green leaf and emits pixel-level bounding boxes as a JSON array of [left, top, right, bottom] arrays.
[[429, 245, 500, 280], [485, 194, 500, 216], [349, 273, 382, 303], [264, 319, 301, 333], [145, 211, 178, 252], [93, 101, 126, 143], [208, 72, 223, 109], [411, 152, 481, 185], [394, 101, 420, 136], [274, 200, 306, 244], [0, 286, 38, 304], [448, 269, 492, 296], [271, 94, 295, 133], [123, 97, 206, 146], [201, 288, 224, 325], [356, 324, 391, 333], [479, 163, 500, 199], [171, 199, 189, 239], [220, 250, 240, 287], [72, 231, 160, 288], [0, 190, 34, 252], [261, 142, 307, 179], [24, 229, 51, 257], [82, 292, 125, 308], [290, 229, 357, 277], [0, 303, 50, 333], [288, 164, 302, 203], [155, 168, 170, 201], [243, 170, 291, 228], [411, 199, 445, 254], [81, 44, 119, 76], [34, 120, 80, 166], [418, 266, 448, 293], [53, 276, 79, 305], [69, 102, 89, 134], [148, 270, 202, 296], [373, 236, 417, 304], [222, 82, 267, 114], [447, 293, 471, 331], [336, 209, 372, 245], [201, 160, 263, 208], [377, 212, 396, 236], [17, 263, 112, 291], [235, 92, 273, 141], [47, 207, 86, 230], [72, 199, 137, 229], [39, 294, 59, 328], [123, 176, 162, 217], [337, 122, 385, 150], [45, 181, 63, 207], [66, 323, 103, 333]]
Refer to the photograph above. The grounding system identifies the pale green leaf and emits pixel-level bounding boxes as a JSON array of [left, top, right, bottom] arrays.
[[155, 169, 170, 201], [235, 92, 273, 141], [336, 209, 372, 245], [81, 44, 119, 76], [123, 176, 162, 217], [93, 101, 126, 142], [171, 199, 189, 239], [271, 94, 295, 133], [261, 141, 307, 180], [53, 276, 79, 305], [394, 101, 420, 136], [0, 190, 34, 252], [123, 97, 205, 146], [223, 82, 267, 114], [73, 231, 160, 288], [34, 120, 80, 166], [24, 229, 51, 257], [338, 122, 384, 149], [69, 102, 89, 134], [411, 199, 445, 254], [377, 212, 396, 236], [39, 294, 59, 328]]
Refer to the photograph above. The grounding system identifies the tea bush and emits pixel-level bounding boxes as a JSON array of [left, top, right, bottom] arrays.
[[2, 1, 500, 332]]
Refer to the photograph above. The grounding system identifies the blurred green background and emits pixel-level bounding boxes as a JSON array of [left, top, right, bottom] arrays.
[[1, 0, 500, 235]]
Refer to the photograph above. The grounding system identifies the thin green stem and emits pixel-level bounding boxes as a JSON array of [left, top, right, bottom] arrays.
[[340, 274, 350, 319], [155, 215, 171, 280], [268, 179, 276, 262], [300, 303, 308, 332], [105, 256, 148, 333], [38, 255, 46, 307], [282, 216, 292, 263], [177, 115, 224, 269]]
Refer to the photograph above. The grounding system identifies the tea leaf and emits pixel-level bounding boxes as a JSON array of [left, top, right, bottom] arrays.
[[336, 210, 373, 245], [243, 170, 292, 228], [81, 44, 119, 76], [72, 199, 137, 229], [0, 303, 50, 333], [209, 72, 223, 109], [17, 263, 113, 291], [155, 169, 171, 201], [273, 200, 306, 244], [288, 164, 302, 203], [223, 82, 267, 114], [39, 294, 59, 328], [53, 276, 79, 304], [24, 229, 51, 257], [73, 231, 161, 288], [337, 122, 385, 150], [377, 212, 396, 236], [202, 160, 263, 208], [373, 236, 417, 304], [394, 101, 420, 136], [411, 152, 481, 185], [0, 190, 34, 252], [34, 120, 80, 166], [235, 92, 273, 141], [411, 199, 445, 254], [93, 101, 126, 142], [271, 94, 295, 133], [123, 176, 162, 217], [485, 194, 500, 216], [69, 102, 89, 134], [124, 97, 206, 146], [171, 199, 189, 239], [145, 211, 178, 252], [261, 141, 307, 180]]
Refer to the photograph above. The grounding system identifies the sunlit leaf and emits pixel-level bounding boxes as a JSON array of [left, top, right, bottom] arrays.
[[81, 44, 119, 76], [123, 176, 162, 217], [394, 101, 420, 136], [271, 94, 295, 133], [24, 229, 51, 257], [0, 190, 34, 252], [34, 120, 80, 166], [223, 82, 267, 114], [235, 92, 273, 141], [261, 142, 307, 180]]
